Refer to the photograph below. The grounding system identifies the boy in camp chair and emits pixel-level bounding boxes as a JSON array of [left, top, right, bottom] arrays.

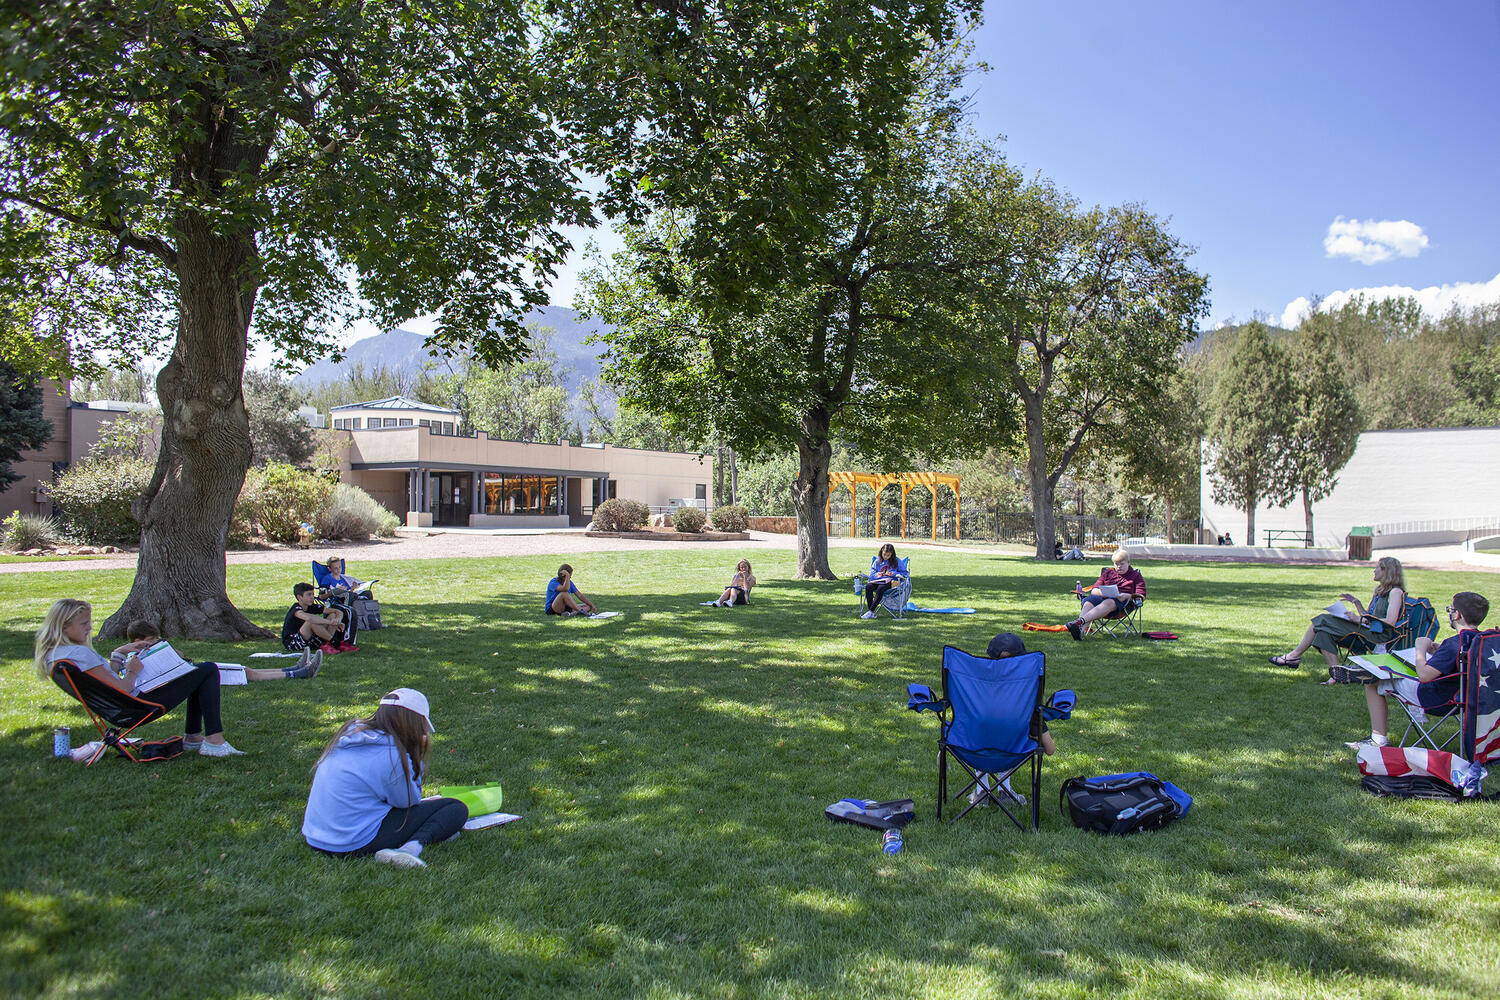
[[1344, 591, 1488, 751], [1065, 548, 1146, 640], [969, 632, 1058, 807]]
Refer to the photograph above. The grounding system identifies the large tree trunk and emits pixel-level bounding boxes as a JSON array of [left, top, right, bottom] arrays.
[[791, 410, 834, 579], [1022, 401, 1055, 559], [728, 446, 738, 506], [1246, 500, 1256, 550], [100, 220, 269, 640]]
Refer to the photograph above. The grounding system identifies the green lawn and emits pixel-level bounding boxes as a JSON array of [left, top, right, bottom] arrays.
[[3, 550, 1497, 1000]]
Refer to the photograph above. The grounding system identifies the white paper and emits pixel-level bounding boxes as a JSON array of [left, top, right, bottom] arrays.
[[463, 812, 522, 831], [1325, 601, 1354, 619], [133, 641, 196, 693], [215, 663, 248, 685], [249, 651, 302, 658], [588, 611, 621, 619], [1096, 585, 1121, 599]]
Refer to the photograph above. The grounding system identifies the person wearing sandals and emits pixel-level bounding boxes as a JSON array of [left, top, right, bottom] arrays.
[[711, 559, 756, 607], [34, 598, 244, 757], [302, 688, 467, 869], [1269, 556, 1406, 672]]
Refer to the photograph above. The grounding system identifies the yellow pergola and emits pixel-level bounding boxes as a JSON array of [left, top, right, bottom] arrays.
[[826, 471, 961, 542]]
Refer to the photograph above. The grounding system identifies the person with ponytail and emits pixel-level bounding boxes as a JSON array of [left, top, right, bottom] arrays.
[[302, 688, 466, 869]]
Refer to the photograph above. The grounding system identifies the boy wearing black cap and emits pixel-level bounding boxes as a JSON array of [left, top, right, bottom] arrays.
[[972, 633, 1057, 806]]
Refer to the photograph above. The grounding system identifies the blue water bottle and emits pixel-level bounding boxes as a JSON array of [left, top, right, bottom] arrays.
[[881, 827, 903, 855]]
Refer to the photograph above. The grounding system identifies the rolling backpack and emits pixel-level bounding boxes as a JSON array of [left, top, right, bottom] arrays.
[[1059, 772, 1192, 835]]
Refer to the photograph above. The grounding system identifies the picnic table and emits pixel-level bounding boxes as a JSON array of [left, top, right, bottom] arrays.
[[1263, 528, 1313, 548]]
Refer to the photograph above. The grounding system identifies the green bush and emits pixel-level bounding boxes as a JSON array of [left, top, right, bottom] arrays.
[[50, 456, 154, 544], [316, 484, 400, 540], [592, 498, 651, 531], [241, 462, 333, 544], [1, 512, 60, 550], [672, 505, 707, 532], [708, 504, 749, 532]]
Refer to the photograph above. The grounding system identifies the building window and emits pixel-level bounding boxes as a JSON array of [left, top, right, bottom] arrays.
[[695, 484, 707, 501], [350, 417, 362, 429], [441, 422, 453, 434], [482, 473, 562, 516], [399, 418, 413, 426], [419, 419, 430, 429]]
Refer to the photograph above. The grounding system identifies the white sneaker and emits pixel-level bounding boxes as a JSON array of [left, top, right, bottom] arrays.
[[1000, 779, 1027, 806], [374, 847, 427, 869], [1344, 736, 1388, 751], [860, 610, 876, 619], [967, 785, 992, 807], [199, 739, 245, 757]]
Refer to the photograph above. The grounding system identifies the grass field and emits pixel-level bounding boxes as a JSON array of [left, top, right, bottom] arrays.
[[3, 548, 1497, 999]]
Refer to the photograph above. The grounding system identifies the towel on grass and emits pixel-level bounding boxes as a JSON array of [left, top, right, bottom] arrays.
[[1023, 622, 1069, 632]]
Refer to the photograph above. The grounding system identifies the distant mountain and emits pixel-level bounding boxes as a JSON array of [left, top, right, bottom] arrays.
[[294, 306, 612, 401]]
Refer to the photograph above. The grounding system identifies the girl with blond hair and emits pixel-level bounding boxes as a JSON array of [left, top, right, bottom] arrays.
[[1270, 556, 1407, 671], [35, 598, 243, 756]]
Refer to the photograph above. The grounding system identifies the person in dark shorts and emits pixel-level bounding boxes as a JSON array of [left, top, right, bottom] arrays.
[[545, 564, 598, 616], [711, 559, 756, 607], [283, 582, 349, 654]]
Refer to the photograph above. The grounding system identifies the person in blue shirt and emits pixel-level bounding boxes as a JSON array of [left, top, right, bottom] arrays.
[[302, 688, 466, 869], [546, 563, 597, 616], [1345, 590, 1489, 750]]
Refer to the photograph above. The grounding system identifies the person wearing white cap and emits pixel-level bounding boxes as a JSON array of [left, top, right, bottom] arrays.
[[301, 688, 466, 868]]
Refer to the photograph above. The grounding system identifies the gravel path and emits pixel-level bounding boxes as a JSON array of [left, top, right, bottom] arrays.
[[3, 531, 1489, 575]]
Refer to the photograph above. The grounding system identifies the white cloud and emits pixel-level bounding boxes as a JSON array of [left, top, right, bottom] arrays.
[[1323, 216, 1429, 265], [1279, 271, 1500, 328]]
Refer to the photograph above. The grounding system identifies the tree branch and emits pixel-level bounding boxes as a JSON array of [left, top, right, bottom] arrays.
[[0, 190, 177, 267]]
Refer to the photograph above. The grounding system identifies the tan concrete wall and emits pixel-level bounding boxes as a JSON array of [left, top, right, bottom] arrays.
[[342, 428, 711, 510], [0, 380, 70, 518], [1201, 426, 1500, 547], [351, 469, 408, 517]]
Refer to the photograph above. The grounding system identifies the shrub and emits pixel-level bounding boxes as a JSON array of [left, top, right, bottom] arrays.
[[316, 484, 400, 540], [672, 505, 707, 533], [708, 504, 749, 533], [593, 498, 651, 531], [1, 512, 60, 551], [242, 462, 333, 544], [50, 456, 154, 544]]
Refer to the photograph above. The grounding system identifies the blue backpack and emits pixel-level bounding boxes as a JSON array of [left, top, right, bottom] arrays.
[[1059, 772, 1192, 835]]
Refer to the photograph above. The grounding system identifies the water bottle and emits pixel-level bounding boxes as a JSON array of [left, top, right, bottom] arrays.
[[1075, 580, 1082, 594], [881, 827, 903, 855], [53, 726, 71, 758]]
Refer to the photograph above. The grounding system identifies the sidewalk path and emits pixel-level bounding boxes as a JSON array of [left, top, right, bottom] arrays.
[[3, 532, 1490, 574]]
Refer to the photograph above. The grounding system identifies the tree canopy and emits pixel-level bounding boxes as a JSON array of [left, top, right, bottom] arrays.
[[0, 359, 51, 491]]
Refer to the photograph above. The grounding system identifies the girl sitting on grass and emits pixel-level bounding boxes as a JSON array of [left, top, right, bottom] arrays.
[[34, 598, 244, 757], [545, 564, 597, 616], [711, 559, 756, 607], [302, 688, 467, 869]]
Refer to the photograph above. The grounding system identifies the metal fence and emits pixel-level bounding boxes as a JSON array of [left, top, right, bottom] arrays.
[[816, 494, 1197, 546]]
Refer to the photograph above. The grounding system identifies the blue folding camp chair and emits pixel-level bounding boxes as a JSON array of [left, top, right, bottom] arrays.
[[854, 557, 912, 620], [907, 645, 1047, 830]]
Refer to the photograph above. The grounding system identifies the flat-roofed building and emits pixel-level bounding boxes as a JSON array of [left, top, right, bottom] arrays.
[[331, 396, 710, 527]]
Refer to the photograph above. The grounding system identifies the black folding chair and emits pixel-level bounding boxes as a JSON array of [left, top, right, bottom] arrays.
[[51, 661, 181, 765]]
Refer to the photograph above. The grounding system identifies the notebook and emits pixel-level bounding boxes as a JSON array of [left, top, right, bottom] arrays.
[[132, 641, 197, 693]]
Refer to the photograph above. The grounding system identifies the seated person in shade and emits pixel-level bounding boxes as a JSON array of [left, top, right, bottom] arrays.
[[710, 559, 755, 607], [283, 582, 353, 655], [970, 632, 1057, 808], [1065, 548, 1145, 640], [116, 620, 322, 681], [1344, 591, 1488, 750], [1269, 557, 1405, 670], [860, 543, 903, 620], [546, 564, 597, 616]]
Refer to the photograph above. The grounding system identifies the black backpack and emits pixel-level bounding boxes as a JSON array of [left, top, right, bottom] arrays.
[[1059, 772, 1192, 835]]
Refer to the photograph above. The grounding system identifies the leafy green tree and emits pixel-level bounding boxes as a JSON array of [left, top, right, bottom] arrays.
[[1285, 325, 1362, 542], [0, 360, 51, 490], [963, 176, 1210, 559], [243, 369, 314, 467], [86, 408, 160, 464], [435, 330, 571, 443], [1205, 322, 1295, 543], [70, 364, 154, 404], [1117, 368, 1203, 543], [583, 120, 1007, 578], [0, 3, 588, 637]]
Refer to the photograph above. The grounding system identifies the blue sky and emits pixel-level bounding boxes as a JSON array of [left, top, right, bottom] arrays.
[[340, 1, 1499, 351], [966, 1, 1500, 327]]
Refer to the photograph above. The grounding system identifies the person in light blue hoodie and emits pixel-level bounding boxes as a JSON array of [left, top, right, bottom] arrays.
[[302, 688, 466, 869]]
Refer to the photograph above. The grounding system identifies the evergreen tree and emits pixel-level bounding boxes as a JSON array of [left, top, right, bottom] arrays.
[[1286, 326, 1363, 542], [1205, 322, 1295, 543], [0, 360, 52, 490]]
